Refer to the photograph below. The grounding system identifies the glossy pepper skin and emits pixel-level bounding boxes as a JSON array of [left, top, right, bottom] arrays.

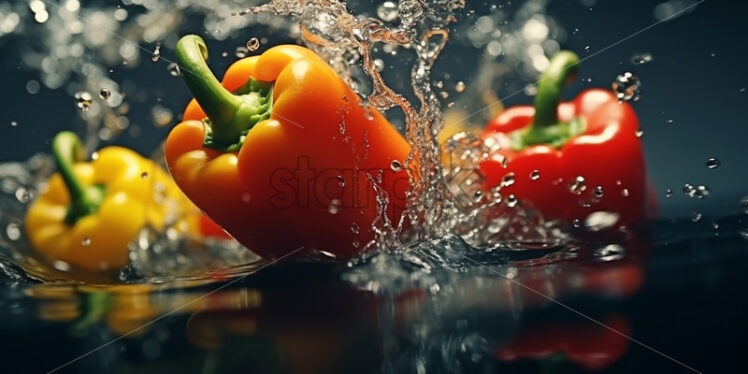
[[480, 51, 656, 224], [25, 132, 198, 272], [166, 35, 410, 259]]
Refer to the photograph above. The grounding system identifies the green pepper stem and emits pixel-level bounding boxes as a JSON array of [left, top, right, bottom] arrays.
[[176, 34, 273, 151], [531, 50, 580, 129], [52, 131, 104, 224]]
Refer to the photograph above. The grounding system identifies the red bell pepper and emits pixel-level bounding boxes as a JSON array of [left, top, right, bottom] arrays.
[[479, 51, 656, 224], [493, 314, 631, 371]]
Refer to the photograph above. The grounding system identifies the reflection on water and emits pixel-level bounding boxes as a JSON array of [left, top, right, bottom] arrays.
[[1, 215, 746, 372]]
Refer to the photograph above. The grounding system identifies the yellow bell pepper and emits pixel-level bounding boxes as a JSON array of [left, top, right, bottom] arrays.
[[25, 131, 197, 272]]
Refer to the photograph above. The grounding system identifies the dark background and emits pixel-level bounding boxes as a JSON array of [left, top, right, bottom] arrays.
[[0, 0, 746, 219]]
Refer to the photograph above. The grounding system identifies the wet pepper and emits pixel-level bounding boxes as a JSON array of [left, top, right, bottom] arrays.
[[480, 51, 656, 224], [166, 35, 410, 259], [25, 132, 198, 272]]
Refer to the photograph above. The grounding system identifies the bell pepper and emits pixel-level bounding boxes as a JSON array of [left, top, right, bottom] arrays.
[[25, 132, 198, 272], [479, 51, 656, 224], [165, 35, 410, 259]]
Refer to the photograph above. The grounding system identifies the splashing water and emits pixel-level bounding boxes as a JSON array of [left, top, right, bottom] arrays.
[[0, 0, 575, 283]]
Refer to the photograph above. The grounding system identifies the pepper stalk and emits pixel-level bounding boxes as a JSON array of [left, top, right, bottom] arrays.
[[175, 34, 273, 151], [511, 51, 585, 150], [52, 131, 105, 225]]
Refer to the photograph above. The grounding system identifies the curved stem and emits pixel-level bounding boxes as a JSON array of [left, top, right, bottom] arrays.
[[531, 50, 580, 128], [176, 35, 273, 150], [52, 132, 104, 224]]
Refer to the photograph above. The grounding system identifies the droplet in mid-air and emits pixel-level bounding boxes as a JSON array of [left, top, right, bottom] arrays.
[[611, 72, 641, 102], [151, 45, 161, 62], [377, 1, 399, 22], [692, 212, 702, 222], [455, 81, 466, 93], [390, 160, 403, 172], [235, 46, 249, 58], [635, 129, 644, 138], [10, 121, 17, 127], [705, 157, 720, 169], [99, 88, 111, 100], [167, 63, 181, 77], [246, 37, 260, 51], [74, 91, 93, 111], [568, 176, 587, 195], [328, 199, 341, 214], [665, 189, 673, 198], [631, 53, 653, 65], [501, 172, 515, 187], [594, 186, 605, 198]]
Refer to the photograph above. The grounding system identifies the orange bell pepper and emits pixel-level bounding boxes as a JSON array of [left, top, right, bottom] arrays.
[[166, 35, 410, 259]]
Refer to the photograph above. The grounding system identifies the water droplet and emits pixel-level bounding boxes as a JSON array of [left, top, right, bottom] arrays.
[[15, 187, 31, 203], [235, 46, 249, 58], [6, 223, 20, 241], [741, 196, 748, 214], [594, 244, 624, 261], [350, 222, 360, 235], [455, 81, 466, 93], [151, 105, 173, 127], [390, 160, 403, 172], [683, 183, 696, 197], [506, 194, 518, 207], [74, 91, 93, 111], [221, 51, 229, 58], [631, 53, 653, 65], [705, 157, 720, 169], [53, 260, 70, 272], [691, 212, 702, 222], [10, 121, 17, 127], [439, 91, 449, 99], [377, 1, 399, 22], [635, 129, 644, 138], [585, 211, 619, 231], [594, 186, 605, 198], [246, 37, 260, 51], [373, 58, 384, 72], [621, 188, 630, 197], [521, 170, 538, 183], [611, 72, 641, 102], [501, 172, 515, 187], [336, 175, 345, 187], [99, 88, 111, 100], [666, 119, 674, 124], [568, 176, 587, 195], [665, 189, 673, 197], [151, 45, 161, 62], [141, 172, 149, 179], [81, 237, 91, 246], [167, 63, 181, 76], [584, 45, 591, 52], [328, 199, 341, 214], [695, 185, 710, 199], [239, 8, 250, 16]]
